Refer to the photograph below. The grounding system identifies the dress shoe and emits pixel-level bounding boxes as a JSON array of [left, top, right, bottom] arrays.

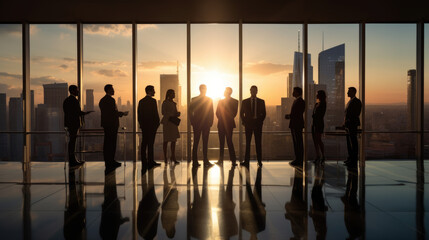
[[193, 162, 201, 168], [231, 161, 237, 167], [258, 161, 263, 167], [240, 161, 249, 168], [149, 162, 161, 169], [204, 162, 214, 168], [215, 161, 223, 166], [69, 160, 84, 168], [171, 158, 180, 164], [289, 160, 303, 168], [111, 161, 122, 168]]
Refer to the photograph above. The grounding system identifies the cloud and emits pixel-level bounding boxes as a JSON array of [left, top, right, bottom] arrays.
[[0, 72, 21, 80], [137, 24, 158, 31], [0, 25, 21, 36], [245, 62, 293, 75], [0, 83, 22, 97], [138, 61, 178, 70], [95, 69, 128, 78], [0, 57, 21, 63], [58, 64, 69, 70], [63, 57, 76, 62], [84, 24, 132, 36], [31, 76, 67, 85]]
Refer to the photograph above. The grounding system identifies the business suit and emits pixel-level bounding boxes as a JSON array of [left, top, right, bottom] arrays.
[[241, 97, 266, 164], [138, 96, 160, 167], [63, 95, 85, 163], [190, 95, 214, 165], [99, 95, 125, 166], [345, 97, 362, 165], [289, 97, 305, 163], [216, 97, 238, 163]]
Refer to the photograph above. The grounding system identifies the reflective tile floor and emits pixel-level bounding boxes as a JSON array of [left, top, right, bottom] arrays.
[[0, 160, 427, 240]]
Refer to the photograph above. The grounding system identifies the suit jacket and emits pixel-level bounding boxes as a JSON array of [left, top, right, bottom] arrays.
[[99, 95, 123, 129], [345, 97, 362, 128], [289, 97, 305, 129], [63, 95, 85, 129], [138, 96, 160, 131], [216, 97, 238, 131], [189, 95, 214, 129], [240, 97, 266, 128]]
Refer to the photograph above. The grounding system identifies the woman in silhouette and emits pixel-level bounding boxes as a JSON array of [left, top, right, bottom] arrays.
[[312, 90, 326, 163], [161, 89, 181, 164]]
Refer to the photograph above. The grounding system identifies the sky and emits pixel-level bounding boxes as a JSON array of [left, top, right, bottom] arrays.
[[0, 23, 427, 107]]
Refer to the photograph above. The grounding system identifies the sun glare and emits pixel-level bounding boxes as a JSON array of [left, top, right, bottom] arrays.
[[198, 70, 230, 100]]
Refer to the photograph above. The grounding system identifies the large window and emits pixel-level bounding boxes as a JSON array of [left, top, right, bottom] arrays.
[[366, 24, 417, 160], [424, 23, 429, 160], [137, 24, 187, 160], [30, 24, 77, 161], [0, 24, 22, 161], [243, 24, 302, 160]]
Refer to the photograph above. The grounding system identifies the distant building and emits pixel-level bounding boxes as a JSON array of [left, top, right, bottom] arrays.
[[280, 97, 295, 131], [318, 43, 345, 130], [43, 83, 68, 108], [9, 97, 23, 161], [85, 89, 94, 111], [0, 93, 7, 160], [287, 73, 293, 98], [407, 69, 417, 130], [292, 52, 313, 90]]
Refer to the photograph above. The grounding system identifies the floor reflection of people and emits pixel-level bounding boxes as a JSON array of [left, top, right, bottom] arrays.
[[138, 168, 160, 240], [189, 166, 212, 239], [240, 167, 266, 239], [342, 167, 364, 240], [161, 165, 179, 238], [64, 167, 86, 239], [285, 168, 306, 239], [100, 170, 129, 239], [218, 165, 238, 239], [309, 164, 327, 240]]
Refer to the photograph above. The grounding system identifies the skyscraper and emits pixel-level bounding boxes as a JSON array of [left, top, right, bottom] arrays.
[[85, 89, 94, 111], [160, 74, 181, 109], [43, 83, 68, 108], [407, 69, 417, 130], [9, 97, 23, 161], [292, 52, 313, 89], [0, 93, 7, 160], [287, 73, 293, 97], [318, 43, 345, 130]]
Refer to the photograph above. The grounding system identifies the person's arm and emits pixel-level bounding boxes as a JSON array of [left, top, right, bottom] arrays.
[[137, 100, 142, 128], [154, 99, 160, 128], [209, 99, 214, 127], [232, 99, 238, 118]]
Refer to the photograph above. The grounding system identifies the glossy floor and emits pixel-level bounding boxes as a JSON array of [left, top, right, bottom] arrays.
[[0, 160, 427, 239]]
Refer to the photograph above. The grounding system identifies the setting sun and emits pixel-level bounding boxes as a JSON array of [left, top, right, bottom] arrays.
[[193, 70, 238, 99]]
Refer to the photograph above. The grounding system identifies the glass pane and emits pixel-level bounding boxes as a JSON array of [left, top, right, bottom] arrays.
[[30, 24, 77, 161], [308, 24, 359, 161], [83, 24, 132, 161], [0, 24, 22, 161], [425, 24, 429, 159], [366, 24, 416, 160], [191, 24, 239, 161], [138, 24, 187, 161], [243, 24, 302, 160]]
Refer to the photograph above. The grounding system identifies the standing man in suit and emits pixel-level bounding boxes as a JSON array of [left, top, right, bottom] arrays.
[[190, 84, 214, 168], [344, 87, 362, 167], [216, 87, 238, 166], [138, 85, 161, 169], [240, 85, 266, 167], [286, 87, 305, 167], [99, 84, 128, 171], [63, 85, 93, 167]]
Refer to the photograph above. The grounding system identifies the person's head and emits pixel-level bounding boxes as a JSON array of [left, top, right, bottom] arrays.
[[347, 87, 357, 98], [224, 87, 232, 98], [316, 90, 326, 103], [293, 87, 303, 98], [69, 85, 79, 96], [250, 85, 258, 98], [145, 85, 155, 97], [199, 84, 207, 96], [104, 84, 114, 96], [165, 89, 175, 100]]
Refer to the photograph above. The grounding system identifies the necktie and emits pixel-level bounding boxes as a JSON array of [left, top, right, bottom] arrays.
[[252, 98, 257, 118]]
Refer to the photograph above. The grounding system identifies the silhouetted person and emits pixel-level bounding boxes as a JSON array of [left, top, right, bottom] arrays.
[[286, 87, 305, 168], [240, 167, 266, 239], [63, 85, 92, 167], [216, 87, 238, 166], [312, 90, 327, 164], [138, 85, 161, 169], [343, 87, 362, 167], [161, 164, 179, 238], [190, 84, 214, 168], [99, 84, 128, 172], [342, 167, 364, 239], [138, 168, 160, 240], [189, 166, 212, 239], [100, 170, 129, 240], [161, 89, 181, 165], [309, 163, 327, 240], [218, 165, 238, 238], [63, 167, 86, 240], [241, 85, 266, 167], [285, 168, 306, 239]]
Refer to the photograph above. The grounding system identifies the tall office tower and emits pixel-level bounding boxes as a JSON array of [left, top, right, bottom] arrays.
[[318, 43, 345, 130], [280, 97, 295, 131], [117, 97, 122, 108], [85, 89, 94, 111], [407, 69, 417, 130], [9, 97, 23, 161], [43, 83, 68, 108], [160, 74, 181, 109], [287, 73, 293, 97], [0, 94, 7, 160], [292, 52, 313, 89]]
